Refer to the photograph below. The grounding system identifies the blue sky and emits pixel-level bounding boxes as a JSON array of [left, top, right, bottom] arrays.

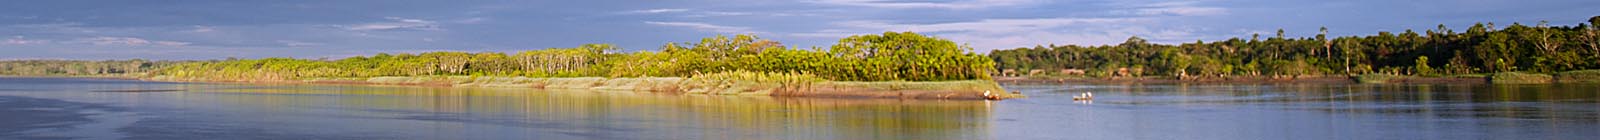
[[1, 0, 1596, 60]]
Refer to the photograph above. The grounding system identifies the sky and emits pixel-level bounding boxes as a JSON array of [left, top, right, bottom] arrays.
[[1, 0, 1597, 60]]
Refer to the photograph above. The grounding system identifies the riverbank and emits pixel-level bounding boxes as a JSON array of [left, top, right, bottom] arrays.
[[996, 76, 1363, 84], [999, 75, 1493, 85], [145, 75, 1023, 100], [999, 70, 1600, 84]]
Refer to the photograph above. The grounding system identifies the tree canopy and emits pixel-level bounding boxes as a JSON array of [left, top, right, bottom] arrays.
[[143, 32, 993, 81], [989, 16, 1600, 78]]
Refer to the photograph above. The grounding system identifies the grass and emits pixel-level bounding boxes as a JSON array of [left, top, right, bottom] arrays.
[[1353, 74, 1403, 84], [1440, 74, 1489, 78], [828, 80, 1004, 92], [1555, 70, 1600, 83], [1490, 72, 1553, 84], [682, 70, 826, 95]]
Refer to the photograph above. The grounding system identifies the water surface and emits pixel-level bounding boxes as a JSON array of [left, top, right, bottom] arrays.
[[2, 77, 1598, 139]]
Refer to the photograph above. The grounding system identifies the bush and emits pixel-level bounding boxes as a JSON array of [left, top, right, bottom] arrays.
[[1554, 70, 1600, 83], [1353, 74, 1402, 84], [1490, 72, 1553, 84]]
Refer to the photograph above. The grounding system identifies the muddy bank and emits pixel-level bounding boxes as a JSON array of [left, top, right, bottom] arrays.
[[146, 76, 1022, 100]]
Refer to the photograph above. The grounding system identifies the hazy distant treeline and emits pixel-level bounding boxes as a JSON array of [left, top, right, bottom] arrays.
[[0, 60, 181, 76]]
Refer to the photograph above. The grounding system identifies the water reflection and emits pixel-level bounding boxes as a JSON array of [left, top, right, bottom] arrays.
[[6, 77, 1600, 140], [1018, 83, 1600, 120], [2, 79, 992, 140], [1001, 82, 1600, 139]]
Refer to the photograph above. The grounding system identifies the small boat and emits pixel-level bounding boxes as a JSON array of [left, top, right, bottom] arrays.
[[1073, 92, 1093, 100]]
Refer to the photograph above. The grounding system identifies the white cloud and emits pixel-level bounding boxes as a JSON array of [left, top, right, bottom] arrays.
[[623, 8, 815, 18], [1113, 1, 1228, 16], [644, 21, 763, 34], [154, 41, 192, 46], [682, 11, 823, 18], [189, 25, 217, 33], [342, 17, 441, 31], [81, 37, 152, 46], [71, 37, 190, 47], [277, 40, 323, 47], [454, 17, 488, 24], [624, 8, 691, 14], [3, 36, 51, 45], [806, 0, 1041, 9], [683, 11, 755, 17]]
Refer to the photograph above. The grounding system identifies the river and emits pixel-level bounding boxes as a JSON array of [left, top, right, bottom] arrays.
[[2, 77, 1598, 140]]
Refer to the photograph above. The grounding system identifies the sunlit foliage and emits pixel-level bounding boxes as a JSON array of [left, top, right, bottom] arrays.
[[149, 32, 994, 81]]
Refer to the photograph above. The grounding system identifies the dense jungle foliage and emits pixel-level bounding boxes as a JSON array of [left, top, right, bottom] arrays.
[[989, 16, 1600, 78]]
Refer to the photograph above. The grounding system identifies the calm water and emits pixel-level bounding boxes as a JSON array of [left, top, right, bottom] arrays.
[[1, 77, 1598, 140]]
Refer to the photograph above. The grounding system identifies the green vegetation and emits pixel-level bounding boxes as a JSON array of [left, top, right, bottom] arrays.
[[1554, 70, 1600, 83], [1353, 74, 1403, 84], [989, 16, 1600, 79], [0, 60, 179, 76], [151, 32, 993, 82], [1490, 72, 1554, 84]]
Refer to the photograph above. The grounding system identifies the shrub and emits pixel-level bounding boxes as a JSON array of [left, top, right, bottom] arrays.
[[1490, 72, 1553, 84], [1554, 70, 1600, 83]]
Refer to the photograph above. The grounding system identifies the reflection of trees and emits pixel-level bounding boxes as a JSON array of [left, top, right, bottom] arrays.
[[1081, 83, 1600, 121], [181, 84, 993, 139]]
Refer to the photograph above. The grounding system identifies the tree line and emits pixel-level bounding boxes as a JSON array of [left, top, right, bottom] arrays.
[[988, 16, 1600, 79], [0, 60, 177, 76], [151, 32, 995, 81]]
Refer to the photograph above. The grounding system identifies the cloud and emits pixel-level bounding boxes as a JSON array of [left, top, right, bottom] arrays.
[[3, 36, 51, 46], [622, 8, 815, 18], [681, 11, 822, 18], [644, 21, 763, 34], [154, 41, 192, 46], [805, 0, 1041, 9], [454, 17, 488, 24], [277, 40, 323, 47], [1113, 1, 1228, 16], [81, 37, 152, 46], [623, 8, 691, 14], [341, 17, 441, 31], [683, 11, 755, 17], [71, 37, 190, 47], [189, 25, 217, 33]]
